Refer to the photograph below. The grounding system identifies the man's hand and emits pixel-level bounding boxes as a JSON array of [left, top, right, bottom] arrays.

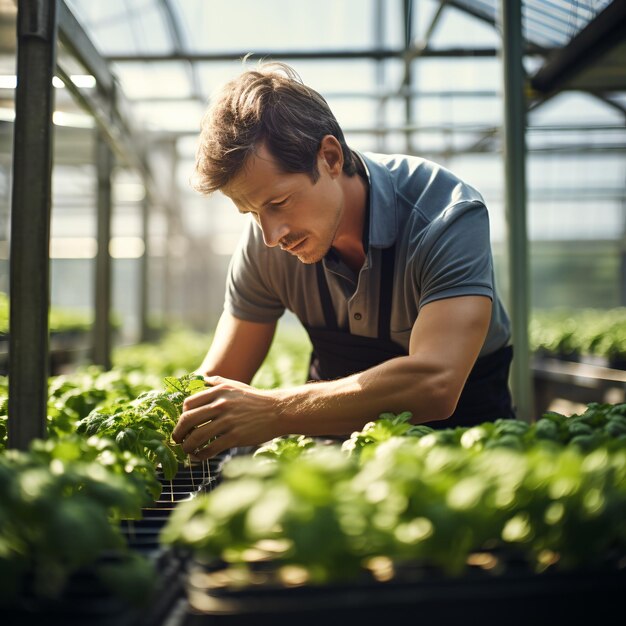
[[171, 376, 284, 460]]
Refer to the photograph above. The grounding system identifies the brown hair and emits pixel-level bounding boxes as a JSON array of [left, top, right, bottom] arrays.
[[192, 61, 357, 195]]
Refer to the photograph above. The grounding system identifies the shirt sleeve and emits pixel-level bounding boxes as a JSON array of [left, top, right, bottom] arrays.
[[417, 200, 494, 310], [224, 220, 286, 322]]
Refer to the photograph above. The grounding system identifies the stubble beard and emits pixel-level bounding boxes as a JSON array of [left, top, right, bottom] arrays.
[[296, 222, 340, 264], [299, 202, 343, 264]]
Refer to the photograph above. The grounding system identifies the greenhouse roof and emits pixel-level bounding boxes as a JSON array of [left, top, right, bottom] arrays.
[[53, 0, 625, 133], [0, 0, 622, 161]]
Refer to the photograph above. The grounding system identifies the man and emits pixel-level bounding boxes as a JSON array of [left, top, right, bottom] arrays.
[[172, 62, 514, 460]]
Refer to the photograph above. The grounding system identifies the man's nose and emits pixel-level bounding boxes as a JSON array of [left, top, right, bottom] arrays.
[[259, 215, 288, 247]]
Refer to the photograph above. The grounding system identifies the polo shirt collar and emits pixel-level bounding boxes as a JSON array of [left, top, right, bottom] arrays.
[[357, 151, 398, 248]]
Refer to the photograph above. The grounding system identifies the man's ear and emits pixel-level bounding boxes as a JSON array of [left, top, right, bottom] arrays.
[[318, 135, 343, 178]]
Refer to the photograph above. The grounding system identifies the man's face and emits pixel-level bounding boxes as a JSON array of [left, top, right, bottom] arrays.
[[223, 143, 343, 264]]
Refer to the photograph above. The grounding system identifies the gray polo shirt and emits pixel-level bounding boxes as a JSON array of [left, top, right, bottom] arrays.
[[225, 152, 511, 357]]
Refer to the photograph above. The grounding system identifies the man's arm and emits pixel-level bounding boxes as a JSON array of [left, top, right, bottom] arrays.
[[173, 295, 491, 458], [196, 311, 277, 384]]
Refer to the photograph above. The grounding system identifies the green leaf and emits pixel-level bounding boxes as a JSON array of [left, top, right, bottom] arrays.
[[115, 428, 139, 450], [149, 396, 180, 422], [144, 439, 178, 479], [163, 376, 185, 394]]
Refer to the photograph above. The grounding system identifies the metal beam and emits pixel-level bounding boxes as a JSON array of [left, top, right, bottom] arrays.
[[530, 0, 626, 97], [351, 123, 626, 133], [105, 47, 545, 63], [501, 0, 533, 422], [125, 89, 501, 104], [57, 0, 114, 93], [525, 145, 626, 154], [421, 0, 447, 48], [588, 91, 626, 120], [8, 0, 58, 449], [445, 0, 496, 28], [162, 123, 626, 155]]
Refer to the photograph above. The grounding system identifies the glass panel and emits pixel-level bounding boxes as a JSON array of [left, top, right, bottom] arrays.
[[326, 97, 380, 131], [82, 20, 138, 55], [343, 132, 381, 154], [412, 0, 440, 43], [179, 0, 378, 51], [379, 59, 405, 91], [66, 0, 129, 24], [132, 100, 205, 132], [113, 62, 192, 99], [529, 91, 626, 125], [384, 99, 408, 127], [429, 5, 499, 48], [413, 58, 501, 92], [195, 61, 261, 100], [525, 0, 613, 42], [290, 60, 377, 93], [529, 200, 623, 241], [382, 0, 403, 48], [67, 0, 172, 55], [197, 59, 379, 104]]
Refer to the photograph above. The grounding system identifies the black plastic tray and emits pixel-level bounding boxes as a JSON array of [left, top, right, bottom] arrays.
[[180, 561, 626, 626]]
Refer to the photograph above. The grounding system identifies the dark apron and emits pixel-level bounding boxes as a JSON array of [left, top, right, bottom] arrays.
[[304, 246, 515, 430]]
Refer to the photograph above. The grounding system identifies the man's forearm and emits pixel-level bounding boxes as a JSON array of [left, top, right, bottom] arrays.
[[274, 354, 457, 437], [175, 297, 489, 459]]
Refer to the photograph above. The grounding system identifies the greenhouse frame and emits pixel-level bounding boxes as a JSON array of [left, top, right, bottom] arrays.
[[0, 0, 625, 623]]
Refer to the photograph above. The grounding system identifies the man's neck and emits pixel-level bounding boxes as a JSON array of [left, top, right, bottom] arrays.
[[331, 171, 369, 274]]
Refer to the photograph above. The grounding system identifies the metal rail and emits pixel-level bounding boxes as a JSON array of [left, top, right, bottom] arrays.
[[104, 46, 551, 63], [533, 357, 626, 415]]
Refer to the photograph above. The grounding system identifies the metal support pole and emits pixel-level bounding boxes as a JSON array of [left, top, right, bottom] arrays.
[[163, 208, 174, 328], [139, 188, 150, 342], [619, 191, 626, 306], [402, 0, 415, 154], [167, 140, 182, 327], [374, 0, 386, 152], [501, 0, 533, 421], [8, 0, 58, 449], [93, 132, 113, 368]]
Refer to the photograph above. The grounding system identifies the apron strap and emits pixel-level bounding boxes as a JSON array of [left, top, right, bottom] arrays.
[[315, 245, 396, 338], [315, 261, 339, 330], [378, 246, 395, 342]]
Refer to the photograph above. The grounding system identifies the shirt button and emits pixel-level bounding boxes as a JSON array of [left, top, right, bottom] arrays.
[[354, 313, 362, 321]]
